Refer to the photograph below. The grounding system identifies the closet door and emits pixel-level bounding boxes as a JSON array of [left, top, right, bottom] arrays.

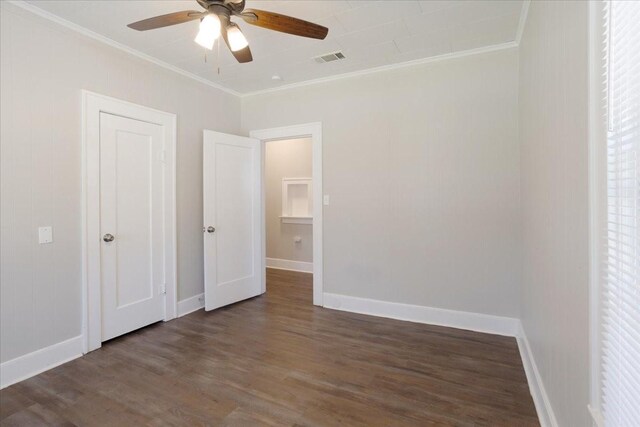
[[100, 112, 165, 341]]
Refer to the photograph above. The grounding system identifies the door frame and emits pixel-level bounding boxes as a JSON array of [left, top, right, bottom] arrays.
[[250, 122, 323, 306], [81, 91, 177, 353]]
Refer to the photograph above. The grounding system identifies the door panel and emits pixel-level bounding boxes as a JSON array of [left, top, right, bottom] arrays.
[[100, 113, 165, 341], [204, 130, 263, 311], [115, 131, 153, 307]]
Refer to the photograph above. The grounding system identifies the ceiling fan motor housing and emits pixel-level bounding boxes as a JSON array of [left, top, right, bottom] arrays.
[[198, 0, 245, 15]]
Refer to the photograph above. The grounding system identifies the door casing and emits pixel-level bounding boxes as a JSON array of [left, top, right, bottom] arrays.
[[250, 123, 323, 306], [81, 91, 177, 353]]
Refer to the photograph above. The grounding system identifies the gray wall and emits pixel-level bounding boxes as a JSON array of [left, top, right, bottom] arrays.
[[243, 48, 521, 318], [5, 12, 594, 425], [518, 1, 590, 425], [265, 138, 313, 263], [0, 3, 240, 363]]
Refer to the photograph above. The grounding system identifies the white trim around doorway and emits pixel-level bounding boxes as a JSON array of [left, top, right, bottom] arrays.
[[250, 123, 324, 306], [81, 91, 177, 354]]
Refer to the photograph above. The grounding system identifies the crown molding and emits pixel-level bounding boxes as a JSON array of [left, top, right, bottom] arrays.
[[240, 41, 518, 97], [516, 0, 531, 46], [4, 0, 241, 97], [6, 0, 526, 99]]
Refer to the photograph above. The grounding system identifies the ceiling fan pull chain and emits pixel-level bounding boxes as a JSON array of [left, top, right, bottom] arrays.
[[217, 37, 221, 75]]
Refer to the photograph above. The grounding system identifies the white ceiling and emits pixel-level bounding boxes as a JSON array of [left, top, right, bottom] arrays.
[[25, 0, 525, 95]]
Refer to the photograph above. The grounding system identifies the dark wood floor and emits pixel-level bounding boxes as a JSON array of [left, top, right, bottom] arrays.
[[1, 268, 538, 426]]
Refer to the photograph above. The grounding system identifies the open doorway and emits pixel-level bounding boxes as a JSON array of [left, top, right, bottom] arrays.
[[251, 123, 323, 306], [202, 124, 322, 312], [264, 138, 314, 303]]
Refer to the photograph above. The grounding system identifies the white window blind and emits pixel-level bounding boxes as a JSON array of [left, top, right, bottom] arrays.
[[601, 1, 640, 426]]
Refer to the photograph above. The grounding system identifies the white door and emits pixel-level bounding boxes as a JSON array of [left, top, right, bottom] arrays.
[[203, 130, 263, 310], [100, 112, 165, 341]]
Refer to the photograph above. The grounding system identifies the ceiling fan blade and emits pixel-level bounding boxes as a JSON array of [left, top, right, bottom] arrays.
[[240, 9, 328, 40], [221, 22, 253, 63], [127, 11, 204, 31]]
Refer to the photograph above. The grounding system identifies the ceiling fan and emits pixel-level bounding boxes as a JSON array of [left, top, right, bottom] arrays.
[[127, 0, 329, 64]]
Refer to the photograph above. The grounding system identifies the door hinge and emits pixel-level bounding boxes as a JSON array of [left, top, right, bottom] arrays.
[[162, 283, 167, 295]]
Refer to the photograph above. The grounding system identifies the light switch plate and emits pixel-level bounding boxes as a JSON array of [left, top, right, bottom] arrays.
[[38, 226, 53, 244], [323, 195, 330, 206]]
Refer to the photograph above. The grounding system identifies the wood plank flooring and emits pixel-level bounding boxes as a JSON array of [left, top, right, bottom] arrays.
[[1, 268, 538, 426]]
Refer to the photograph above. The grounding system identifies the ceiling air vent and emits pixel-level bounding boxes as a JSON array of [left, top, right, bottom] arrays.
[[314, 51, 346, 64]]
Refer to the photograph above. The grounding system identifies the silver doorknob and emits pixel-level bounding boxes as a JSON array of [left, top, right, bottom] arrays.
[[103, 233, 115, 242], [206, 226, 215, 233]]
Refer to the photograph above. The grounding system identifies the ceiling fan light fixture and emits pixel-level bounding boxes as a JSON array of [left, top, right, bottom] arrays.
[[195, 14, 221, 50], [227, 24, 249, 52], [127, 2, 329, 65]]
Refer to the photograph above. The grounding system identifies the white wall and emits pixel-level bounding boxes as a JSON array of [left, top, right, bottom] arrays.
[[243, 48, 521, 318], [265, 138, 313, 263], [0, 3, 240, 363], [518, 1, 590, 425]]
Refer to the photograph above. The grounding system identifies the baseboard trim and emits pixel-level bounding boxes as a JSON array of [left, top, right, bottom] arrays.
[[516, 323, 559, 427], [177, 293, 205, 317], [322, 293, 519, 337], [266, 258, 313, 273], [0, 293, 204, 389], [0, 295, 549, 427], [0, 335, 83, 389]]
